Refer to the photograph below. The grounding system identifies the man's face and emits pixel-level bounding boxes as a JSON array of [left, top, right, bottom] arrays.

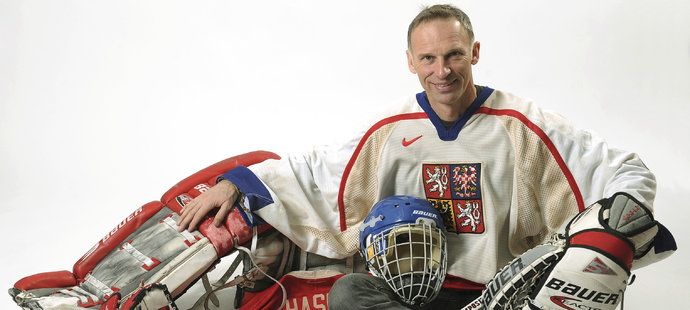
[[407, 18, 480, 109]]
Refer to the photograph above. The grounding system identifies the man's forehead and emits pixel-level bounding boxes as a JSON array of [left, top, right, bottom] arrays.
[[409, 19, 471, 51]]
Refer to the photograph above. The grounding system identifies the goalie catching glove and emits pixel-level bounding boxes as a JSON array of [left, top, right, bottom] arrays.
[[480, 192, 674, 310]]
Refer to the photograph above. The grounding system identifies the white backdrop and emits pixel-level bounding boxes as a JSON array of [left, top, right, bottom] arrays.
[[1, 1, 688, 309]]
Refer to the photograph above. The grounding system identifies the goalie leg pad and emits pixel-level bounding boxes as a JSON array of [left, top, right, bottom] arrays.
[[143, 237, 218, 298], [480, 242, 564, 310], [10, 209, 215, 310], [528, 193, 650, 310], [9, 151, 280, 310], [530, 246, 629, 310]]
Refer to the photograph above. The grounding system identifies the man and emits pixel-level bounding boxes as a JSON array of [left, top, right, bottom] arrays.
[[177, 4, 673, 309]]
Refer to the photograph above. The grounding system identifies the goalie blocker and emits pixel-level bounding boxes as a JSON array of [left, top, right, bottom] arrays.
[[9, 151, 279, 309]]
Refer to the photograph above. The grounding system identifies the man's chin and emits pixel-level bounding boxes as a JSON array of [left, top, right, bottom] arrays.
[[428, 92, 462, 107]]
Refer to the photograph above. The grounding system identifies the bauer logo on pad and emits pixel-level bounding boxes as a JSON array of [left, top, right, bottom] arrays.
[[422, 163, 485, 234], [175, 194, 193, 207], [583, 257, 618, 275]]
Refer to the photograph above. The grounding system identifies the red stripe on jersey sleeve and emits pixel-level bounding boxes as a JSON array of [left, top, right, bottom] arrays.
[[476, 107, 585, 212]]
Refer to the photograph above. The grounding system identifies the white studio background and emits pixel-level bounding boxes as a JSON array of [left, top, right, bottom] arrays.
[[1, 1, 688, 309]]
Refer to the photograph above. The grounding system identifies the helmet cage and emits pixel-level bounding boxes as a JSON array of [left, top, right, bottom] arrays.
[[362, 217, 447, 306]]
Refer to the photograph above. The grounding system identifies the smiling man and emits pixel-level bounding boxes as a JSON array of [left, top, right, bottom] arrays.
[[406, 8, 480, 123], [177, 4, 675, 309]]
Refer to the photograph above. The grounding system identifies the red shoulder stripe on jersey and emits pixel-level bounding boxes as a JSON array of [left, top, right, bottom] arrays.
[[476, 107, 585, 212], [338, 112, 429, 231]]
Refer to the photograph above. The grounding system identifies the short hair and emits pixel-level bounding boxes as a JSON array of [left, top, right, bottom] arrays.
[[407, 4, 475, 50]]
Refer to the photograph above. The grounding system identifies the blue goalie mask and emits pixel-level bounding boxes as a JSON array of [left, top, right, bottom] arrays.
[[359, 195, 447, 306]]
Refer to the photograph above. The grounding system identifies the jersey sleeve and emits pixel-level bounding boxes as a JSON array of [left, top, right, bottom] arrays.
[[221, 97, 420, 259], [540, 110, 656, 209], [539, 109, 675, 268], [222, 137, 360, 259], [482, 90, 658, 255]]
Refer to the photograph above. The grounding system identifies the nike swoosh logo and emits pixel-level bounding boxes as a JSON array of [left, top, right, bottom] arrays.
[[402, 135, 423, 147]]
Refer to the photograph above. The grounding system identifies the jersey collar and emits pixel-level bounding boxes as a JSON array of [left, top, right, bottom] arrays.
[[416, 86, 494, 141]]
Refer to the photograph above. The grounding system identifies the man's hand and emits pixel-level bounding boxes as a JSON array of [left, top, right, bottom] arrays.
[[177, 180, 240, 232]]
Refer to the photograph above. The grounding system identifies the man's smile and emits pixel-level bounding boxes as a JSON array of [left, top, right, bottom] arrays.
[[430, 79, 458, 92]]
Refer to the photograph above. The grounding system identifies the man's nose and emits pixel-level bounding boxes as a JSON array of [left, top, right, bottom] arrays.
[[434, 60, 451, 78]]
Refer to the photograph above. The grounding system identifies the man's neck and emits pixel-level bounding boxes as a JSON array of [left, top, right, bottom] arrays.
[[429, 84, 479, 123]]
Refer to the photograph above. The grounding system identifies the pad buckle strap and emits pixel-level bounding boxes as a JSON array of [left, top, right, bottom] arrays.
[[163, 216, 200, 246], [85, 274, 114, 297], [201, 275, 220, 307], [122, 242, 160, 270], [230, 264, 269, 289], [72, 286, 99, 302], [59, 287, 91, 305], [192, 253, 245, 310]]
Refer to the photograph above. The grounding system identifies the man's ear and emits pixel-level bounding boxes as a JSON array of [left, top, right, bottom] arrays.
[[407, 50, 417, 74], [471, 41, 480, 65]]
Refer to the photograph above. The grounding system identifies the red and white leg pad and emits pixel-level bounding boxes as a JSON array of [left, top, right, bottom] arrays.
[[9, 151, 279, 310], [527, 192, 663, 310], [528, 233, 631, 310]]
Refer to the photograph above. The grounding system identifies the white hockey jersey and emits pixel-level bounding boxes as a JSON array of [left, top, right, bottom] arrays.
[[223, 86, 659, 284]]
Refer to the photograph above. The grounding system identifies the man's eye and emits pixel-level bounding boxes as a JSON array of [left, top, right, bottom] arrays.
[[448, 51, 464, 58], [421, 56, 434, 62]]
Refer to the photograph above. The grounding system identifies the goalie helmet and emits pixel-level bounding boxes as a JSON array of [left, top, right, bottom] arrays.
[[359, 195, 447, 307]]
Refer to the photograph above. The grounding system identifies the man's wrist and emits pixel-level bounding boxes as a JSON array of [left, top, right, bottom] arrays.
[[217, 179, 239, 196]]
